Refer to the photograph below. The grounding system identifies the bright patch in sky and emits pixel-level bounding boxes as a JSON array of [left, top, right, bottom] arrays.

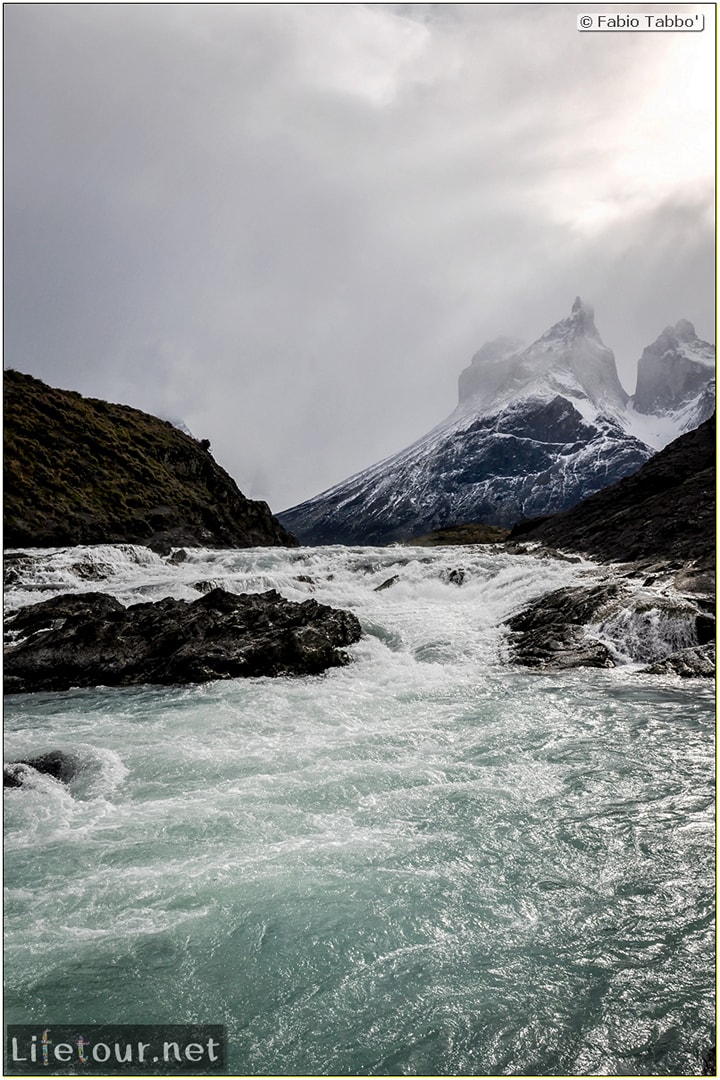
[[4, 3, 715, 508]]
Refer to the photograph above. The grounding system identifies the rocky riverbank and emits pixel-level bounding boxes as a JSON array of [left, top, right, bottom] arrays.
[[505, 582, 714, 676], [497, 415, 715, 675]]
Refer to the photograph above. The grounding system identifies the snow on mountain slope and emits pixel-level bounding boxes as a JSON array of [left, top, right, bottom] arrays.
[[279, 300, 715, 546], [457, 298, 628, 416], [623, 384, 716, 453], [627, 320, 715, 448], [281, 298, 694, 546]]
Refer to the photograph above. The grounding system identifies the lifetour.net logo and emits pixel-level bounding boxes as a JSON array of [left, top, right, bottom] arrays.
[[5, 1025, 227, 1076]]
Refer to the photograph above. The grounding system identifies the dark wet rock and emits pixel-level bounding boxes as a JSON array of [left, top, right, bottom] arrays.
[[70, 559, 113, 581], [701, 1044, 716, 1075], [4, 369, 297, 550], [502, 542, 532, 556], [4, 750, 80, 788], [6, 592, 124, 644], [642, 643, 715, 678], [4, 552, 34, 588], [3, 766, 26, 788], [169, 549, 188, 564], [508, 584, 621, 634], [506, 582, 712, 673], [673, 563, 715, 596], [295, 575, 315, 585], [193, 580, 223, 595], [525, 547, 584, 564], [442, 568, 466, 586], [506, 585, 621, 670], [543, 549, 582, 564], [4, 589, 363, 694], [374, 575, 400, 592]]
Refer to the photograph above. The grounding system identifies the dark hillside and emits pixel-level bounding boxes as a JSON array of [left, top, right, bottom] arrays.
[[509, 415, 715, 577], [4, 370, 296, 550]]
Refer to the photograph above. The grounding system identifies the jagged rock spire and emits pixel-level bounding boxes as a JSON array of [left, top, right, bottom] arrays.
[[458, 296, 624, 409], [571, 296, 596, 333], [633, 318, 715, 415], [673, 318, 696, 341]]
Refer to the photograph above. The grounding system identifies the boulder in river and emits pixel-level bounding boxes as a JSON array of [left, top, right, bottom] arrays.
[[641, 643, 716, 678], [4, 750, 80, 788], [505, 584, 620, 670], [4, 588, 363, 694]]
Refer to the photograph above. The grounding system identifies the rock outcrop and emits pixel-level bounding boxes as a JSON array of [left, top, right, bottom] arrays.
[[505, 583, 714, 674], [642, 644, 716, 678], [701, 1044, 716, 1075], [632, 320, 715, 417], [4, 588, 363, 694], [4, 370, 297, 550], [4, 750, 80, 788], [505, 584, 621, 670]]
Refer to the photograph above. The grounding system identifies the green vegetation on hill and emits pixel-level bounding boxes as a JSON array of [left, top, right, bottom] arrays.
[[401, 523, 510, 547], [4, 370, 296, 550]]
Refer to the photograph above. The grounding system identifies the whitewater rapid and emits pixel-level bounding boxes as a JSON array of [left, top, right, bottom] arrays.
[[4, 544, 715, 1075]]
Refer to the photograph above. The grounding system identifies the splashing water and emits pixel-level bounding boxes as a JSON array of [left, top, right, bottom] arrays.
[[4, 545, 714, 1075]]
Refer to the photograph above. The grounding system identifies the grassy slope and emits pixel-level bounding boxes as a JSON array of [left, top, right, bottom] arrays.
[[4, 370, 296, 549], [400, 523, 510, 546]]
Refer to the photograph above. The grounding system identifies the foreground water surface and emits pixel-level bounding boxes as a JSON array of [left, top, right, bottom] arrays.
[[4, 545, 715, 1075]]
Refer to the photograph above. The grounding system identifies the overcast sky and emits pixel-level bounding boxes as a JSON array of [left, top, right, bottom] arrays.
[[5, 2, 715, 511]]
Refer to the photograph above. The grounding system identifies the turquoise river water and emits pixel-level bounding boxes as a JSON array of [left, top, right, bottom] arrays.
[[4, 544, 715, 1075]]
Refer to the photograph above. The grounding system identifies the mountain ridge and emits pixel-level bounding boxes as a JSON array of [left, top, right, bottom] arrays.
[[280, 299, 714, 546], [509, 413, 715, 591]]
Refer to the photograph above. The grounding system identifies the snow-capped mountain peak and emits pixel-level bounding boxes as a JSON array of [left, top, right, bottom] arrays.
[[279, 299, 714, 546], [458, 297, 628, 418], [457, 337, 525, 406], [632, 319, 715, 416], [541, 295, 599, 342]]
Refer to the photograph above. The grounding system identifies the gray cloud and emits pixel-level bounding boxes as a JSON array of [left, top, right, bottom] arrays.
[[5, 3, 715, 511]]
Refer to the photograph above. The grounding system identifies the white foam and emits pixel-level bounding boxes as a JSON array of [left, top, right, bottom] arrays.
[[3, 541, 713, 1078], [588, 605, 698, 666]]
